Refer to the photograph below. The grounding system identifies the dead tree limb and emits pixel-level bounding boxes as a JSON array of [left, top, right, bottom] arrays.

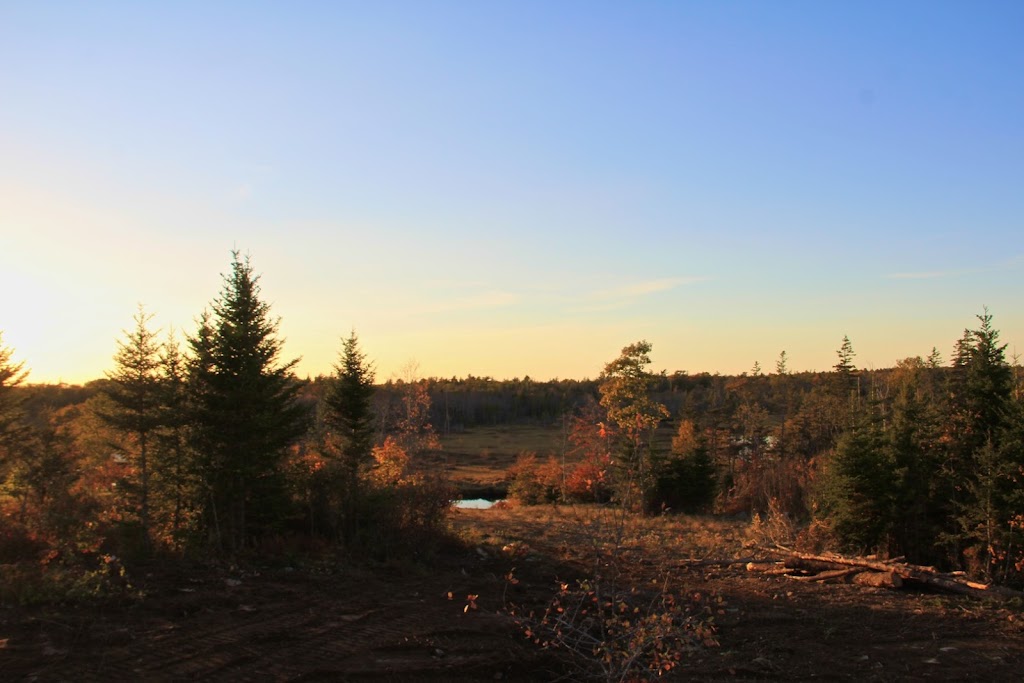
[[788, 567, 862, 583], [672, 556, 759, 568]]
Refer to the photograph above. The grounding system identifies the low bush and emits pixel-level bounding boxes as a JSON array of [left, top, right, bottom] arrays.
[[505, 452, 561, 505]]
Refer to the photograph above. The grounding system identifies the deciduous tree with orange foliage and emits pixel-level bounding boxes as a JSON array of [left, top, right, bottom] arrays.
[[599, 341, 669, 511]]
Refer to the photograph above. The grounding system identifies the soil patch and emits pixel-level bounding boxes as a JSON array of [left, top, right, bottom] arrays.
[[3, 507, 1022, 681]]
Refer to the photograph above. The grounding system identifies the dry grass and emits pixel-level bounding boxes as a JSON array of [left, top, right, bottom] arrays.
[[422, 425, 568, 487], [420, 423, 681, 496], [454, 504, 736, 681], [453, 504, 752, 569]]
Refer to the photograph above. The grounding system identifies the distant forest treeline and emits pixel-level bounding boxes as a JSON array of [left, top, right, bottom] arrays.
[[15, 363, 997, 437]]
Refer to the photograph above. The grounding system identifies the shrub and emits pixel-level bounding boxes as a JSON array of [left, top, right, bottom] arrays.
[[516, 577, 718, 682], [563, 456, 613, 503], [353, 474, 456, 561], [649, 442, 716, 514], [506, 452, 561, 505], [506, 506, 721, 681]]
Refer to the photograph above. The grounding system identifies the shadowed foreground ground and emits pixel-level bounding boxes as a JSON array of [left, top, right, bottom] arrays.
[[3, 506, 1023, 681]]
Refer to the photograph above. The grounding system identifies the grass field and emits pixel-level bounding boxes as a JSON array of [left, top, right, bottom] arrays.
[[420, 425, 568, 494], [422, 422, 680, 497]]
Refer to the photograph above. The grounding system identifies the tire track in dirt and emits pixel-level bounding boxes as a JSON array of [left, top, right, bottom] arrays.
[[21, 567, 535, 682]]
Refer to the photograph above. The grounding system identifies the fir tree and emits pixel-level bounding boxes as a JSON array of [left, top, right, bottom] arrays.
[[775, 350, 788, 376], [324, 330, 376, 479], [102, 305, 163, 548], [887, 359, 944, 564], [652, 419, 716, 514], [187, 252, 306, 551], [834, 335, 857, 376], [0, 332, 29, 493], [833, 335, 860, 420], [817, 408, 895, 552], [156, 329, 192, 543], [0, 332, 28, 449], [943, 309, 1016, 577], [322, 330, 376, 540]]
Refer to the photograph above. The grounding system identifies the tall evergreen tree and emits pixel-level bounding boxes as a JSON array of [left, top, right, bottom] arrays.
[[834, 335, 857, 376], [652, 419, 716, 514], [102, 305, 163, 547], [833, 335, 861, 422], [321, 330, 376, 540], [943, 309, 1016, 578], [887, 358, 944, 564], [0, 332, 29, 493], [963, 309, 1012, 442], [817, 406, 895, 552], [187, 252, 306, 551], [0, 332, 28, 447], [156, 329, 192, 543], [775, 350, 788, 376], [324, 330, 376, 479]]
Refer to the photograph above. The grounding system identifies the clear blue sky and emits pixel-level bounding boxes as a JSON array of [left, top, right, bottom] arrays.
[[2, 1, 1022, 383]]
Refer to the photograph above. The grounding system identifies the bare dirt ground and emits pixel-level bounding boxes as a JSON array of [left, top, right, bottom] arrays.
[[3, 506, 1023, 682]]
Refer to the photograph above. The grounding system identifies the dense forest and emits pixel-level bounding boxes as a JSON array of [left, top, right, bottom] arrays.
[[2, 252, 1023, 601]]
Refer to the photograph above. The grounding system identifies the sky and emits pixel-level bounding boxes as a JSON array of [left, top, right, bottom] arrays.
[[1, 1, 1022, 384]]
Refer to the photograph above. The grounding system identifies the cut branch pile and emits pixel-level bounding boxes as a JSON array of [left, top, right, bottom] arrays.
[[740, 549, 1024, 600], [674, 550, 1024, 600]]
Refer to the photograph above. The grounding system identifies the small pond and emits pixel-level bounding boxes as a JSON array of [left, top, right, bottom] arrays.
[[454, 498, 505, 509]]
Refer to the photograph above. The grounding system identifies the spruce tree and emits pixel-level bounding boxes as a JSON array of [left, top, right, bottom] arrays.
[[963, 309, 1012, 441], [832, 335, 860, 422], [944, 309, 1016, 577], [187, 252, 306, 551], [0, 332, 29, 491], [652, 419, 716, 514], [324, 330, 376, 480], [323, 330, 376, 540], [156, 330, 192, 543], [817, 408, 895, 552], [775, 350, 788, 376], [887, 359, 944, 564], [0, 332, 28, 445], [834, 335, 857, 376], [102, 305, 163, 548]]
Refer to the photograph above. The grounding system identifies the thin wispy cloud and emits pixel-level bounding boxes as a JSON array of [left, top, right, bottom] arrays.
[[568, 300, 632, 315], [612, 276, 709, 297], [884, 255, 1024, 280], [999, 254, 1024, 269], [566, 276, 708, 314], [422, 278, 489, 290], [414, 290, 518, 315], [885, 270, 958, 280]]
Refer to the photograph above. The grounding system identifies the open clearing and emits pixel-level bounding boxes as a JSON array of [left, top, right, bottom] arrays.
[[3, 505, 1023, 681], [429, 425, 566, 495]]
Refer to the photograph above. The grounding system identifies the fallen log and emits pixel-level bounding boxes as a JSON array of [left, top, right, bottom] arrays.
[[760, 549, 906, 573], [781, 557, 856, 574], [852, 570, 903, 589]]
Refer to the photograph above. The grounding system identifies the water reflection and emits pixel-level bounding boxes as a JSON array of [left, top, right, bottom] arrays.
[[454, 498, 503, 509]]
